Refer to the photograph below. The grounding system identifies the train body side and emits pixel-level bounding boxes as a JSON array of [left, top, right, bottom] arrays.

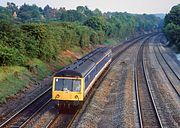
[[52, 47, 112, 103], [83, 51, 112, 96]]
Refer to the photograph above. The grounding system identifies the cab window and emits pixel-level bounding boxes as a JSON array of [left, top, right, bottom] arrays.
[[63, 79, 73, 91], [55, 78, 63, 91], [54, 78, 81, 92], [73, 80, 81, 92]]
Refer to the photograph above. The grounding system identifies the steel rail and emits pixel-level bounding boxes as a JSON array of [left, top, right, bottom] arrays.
[[134, 41, 144, 128], [66, 109, 80, 128], [45, 113, 59, 128], [19, 99, 52, 128], [158, 44, 180, 81], [134, 35, 154, 128], [142, 39, 163, 128]]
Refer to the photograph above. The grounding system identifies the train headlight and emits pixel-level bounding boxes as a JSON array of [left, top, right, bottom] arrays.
[[56, 94, 60, 99], [75, 95, 79, 99]]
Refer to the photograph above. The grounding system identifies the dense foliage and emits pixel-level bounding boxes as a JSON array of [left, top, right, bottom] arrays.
[[164, 4, 180, 50], [106, 12, 163, 40], [0, 2, 163, 66], [0, 6, 12, 20], [0, 21, 103, 66]]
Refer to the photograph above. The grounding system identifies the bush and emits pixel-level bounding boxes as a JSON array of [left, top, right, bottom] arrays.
[[21, 24, 58, 61], [0, 44, 26, 66]]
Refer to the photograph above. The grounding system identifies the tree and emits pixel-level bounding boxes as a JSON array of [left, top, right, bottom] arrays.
[[164, 4, 180, 26], [43, 5, 52, 18], [76, 6, 94, 17], [76, 6, 85, 14], [84, 16, 107, 31], [61, 10, 86, 22], [0, 6, 12, 20], [93, 8, 102, 16], [6, 2, 18, 14], [164, 4, 180, 50], [18, 4, 42, 21]]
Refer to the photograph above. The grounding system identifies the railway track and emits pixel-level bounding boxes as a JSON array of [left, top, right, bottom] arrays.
[[0, 34, 153, 128], [41, 106, 80, 128], [134, 36, 163, 128], [153, 40, 180, 96], [0, 88, 52, 128]]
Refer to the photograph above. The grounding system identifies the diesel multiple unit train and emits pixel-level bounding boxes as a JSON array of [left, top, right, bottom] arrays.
[[52, 47, 112, 106]]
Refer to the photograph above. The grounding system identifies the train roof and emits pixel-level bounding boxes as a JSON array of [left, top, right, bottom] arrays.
[[55, 47, 111, 77]]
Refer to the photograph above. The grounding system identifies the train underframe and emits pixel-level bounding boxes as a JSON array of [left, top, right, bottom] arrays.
[[56, 100, 83, 109]]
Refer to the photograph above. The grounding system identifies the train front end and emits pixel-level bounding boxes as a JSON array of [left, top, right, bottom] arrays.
[[52, 77, 84, 103]]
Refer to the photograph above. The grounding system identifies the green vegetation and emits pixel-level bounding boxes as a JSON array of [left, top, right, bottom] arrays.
[[0, 58, 53, 103], [0, 6, 12, 20], [0, 66, 30, 103], [0, 2, 163, 103], [164, 4, 180, 50], [103, 39, 117, 45], [0, 21, 102, 66]]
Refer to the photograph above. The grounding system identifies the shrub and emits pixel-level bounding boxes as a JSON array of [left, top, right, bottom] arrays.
[[0, 44, 26, 66]]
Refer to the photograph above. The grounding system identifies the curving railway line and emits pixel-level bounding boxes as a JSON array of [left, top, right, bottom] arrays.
[[134, 36, 163, 128]]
